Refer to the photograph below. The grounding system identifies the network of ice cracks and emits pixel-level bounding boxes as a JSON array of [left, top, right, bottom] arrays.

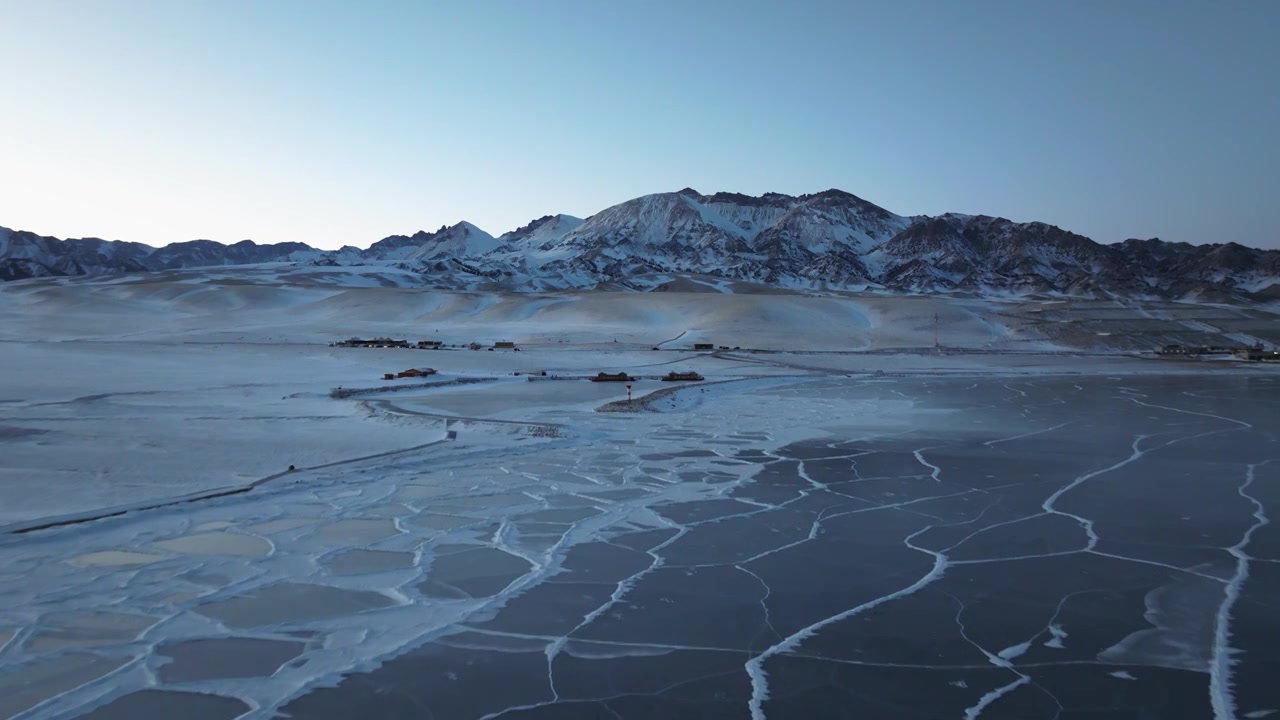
[[0, 376, 789, 716], [0, 376, 1274, 720]]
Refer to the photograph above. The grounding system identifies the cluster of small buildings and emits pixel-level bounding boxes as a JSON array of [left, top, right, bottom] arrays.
[[663, 371, 704, 382], [1235, 346, 1280, 362], [1157, 344, 1234, 356], [591, 372, 635, 382], [381, 368, 438, 381], [651, 341, 741, 351], [332, 338, 443, 350], [1158, 343, 1280, 361], [588, 370, 704, 382], [333, 338, 524, 351], [467, 341, 521, 352]]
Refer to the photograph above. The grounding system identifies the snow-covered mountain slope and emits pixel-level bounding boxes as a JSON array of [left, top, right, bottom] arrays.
[[363, 222, 499, 262], [146, 239, 317, 269], [0, 227, 314, 282], [496, 214, 584, 247], [0, 227, 154, 281], [3, 188, 1278, 300]]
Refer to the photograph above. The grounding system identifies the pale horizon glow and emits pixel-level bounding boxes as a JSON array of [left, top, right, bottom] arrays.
[[1, 0, 1277, 250]]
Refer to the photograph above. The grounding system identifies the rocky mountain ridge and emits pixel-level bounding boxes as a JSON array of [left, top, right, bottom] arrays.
[[3, 189, 1277, 300]]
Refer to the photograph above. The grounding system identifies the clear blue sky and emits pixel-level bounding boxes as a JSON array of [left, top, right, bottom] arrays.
[[1, 0, 1276, 250]]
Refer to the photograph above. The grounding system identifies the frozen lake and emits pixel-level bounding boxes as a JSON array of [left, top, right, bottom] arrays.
[[1, 374, 1277, 719]]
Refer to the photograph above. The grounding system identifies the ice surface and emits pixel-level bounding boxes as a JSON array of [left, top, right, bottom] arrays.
[[193, 521, 235, 531], [0, 654, 130, 719], [246, 518, 316, 534], [408, 513, 482, 531], [150, 531, 272, 557], [306, 518, 401, 545], [325, 549, 415, 576], [195, 582, 397, 629], [73, 690, 250, 720], [66, 550, 165, 567], [420, 547, 535, 598], [5, 373, 1277, 719], [25, 611, 158, 651], [3, 276, 1279, 719], [156, 637, 306, 682]]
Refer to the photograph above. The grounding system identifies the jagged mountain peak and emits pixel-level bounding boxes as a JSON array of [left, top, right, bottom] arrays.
[[450, 220, 488, 234], [507, 215, 558, 235], [699, 191, 794, 207], [366, 221, 498, 262], [1198, 241, 1263, 269], [497, 214, 584, 246], [367, 221, 489, 252], [797, 188, 877, 205], [548, 190, 752, 256]]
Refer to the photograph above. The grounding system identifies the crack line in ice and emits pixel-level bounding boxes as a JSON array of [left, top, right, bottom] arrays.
[[1040, 434, 1150, 552], [944, 590, 1033, 720], [795, 460, 826, 490], [779, 653, 1130, 671], [1037, 589, 1097, 652], [950, 550, 1084, 565], [1086, 550, 1227, 583], [1209, 461, 1272, 720], [478, 668, 745, 720], [965, 676, 1031, 720], [736, 564, 780, 644], [1125, 397, 1254, 431], [538, 521, 691, 696], [912, 447, 944, 483], [983, 421, 1073, 447], [700, 487, 1001, 572], [1027, 421, 1252, 570], [744, 525, 948, 720]]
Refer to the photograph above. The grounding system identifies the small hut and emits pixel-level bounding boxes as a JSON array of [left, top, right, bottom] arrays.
[[663, 371, 704, 382], [591, 372, 635, 382], [396, 368, 437, 378], [1235, 345, 1280, 361]]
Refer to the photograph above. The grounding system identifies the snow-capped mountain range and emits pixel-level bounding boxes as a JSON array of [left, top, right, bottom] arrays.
[[3, 188, 1278, 300]]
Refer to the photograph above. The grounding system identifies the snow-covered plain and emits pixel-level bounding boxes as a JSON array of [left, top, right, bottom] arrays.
[[8, 269, 1264, 527], [1, 270, 1278, 719]]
